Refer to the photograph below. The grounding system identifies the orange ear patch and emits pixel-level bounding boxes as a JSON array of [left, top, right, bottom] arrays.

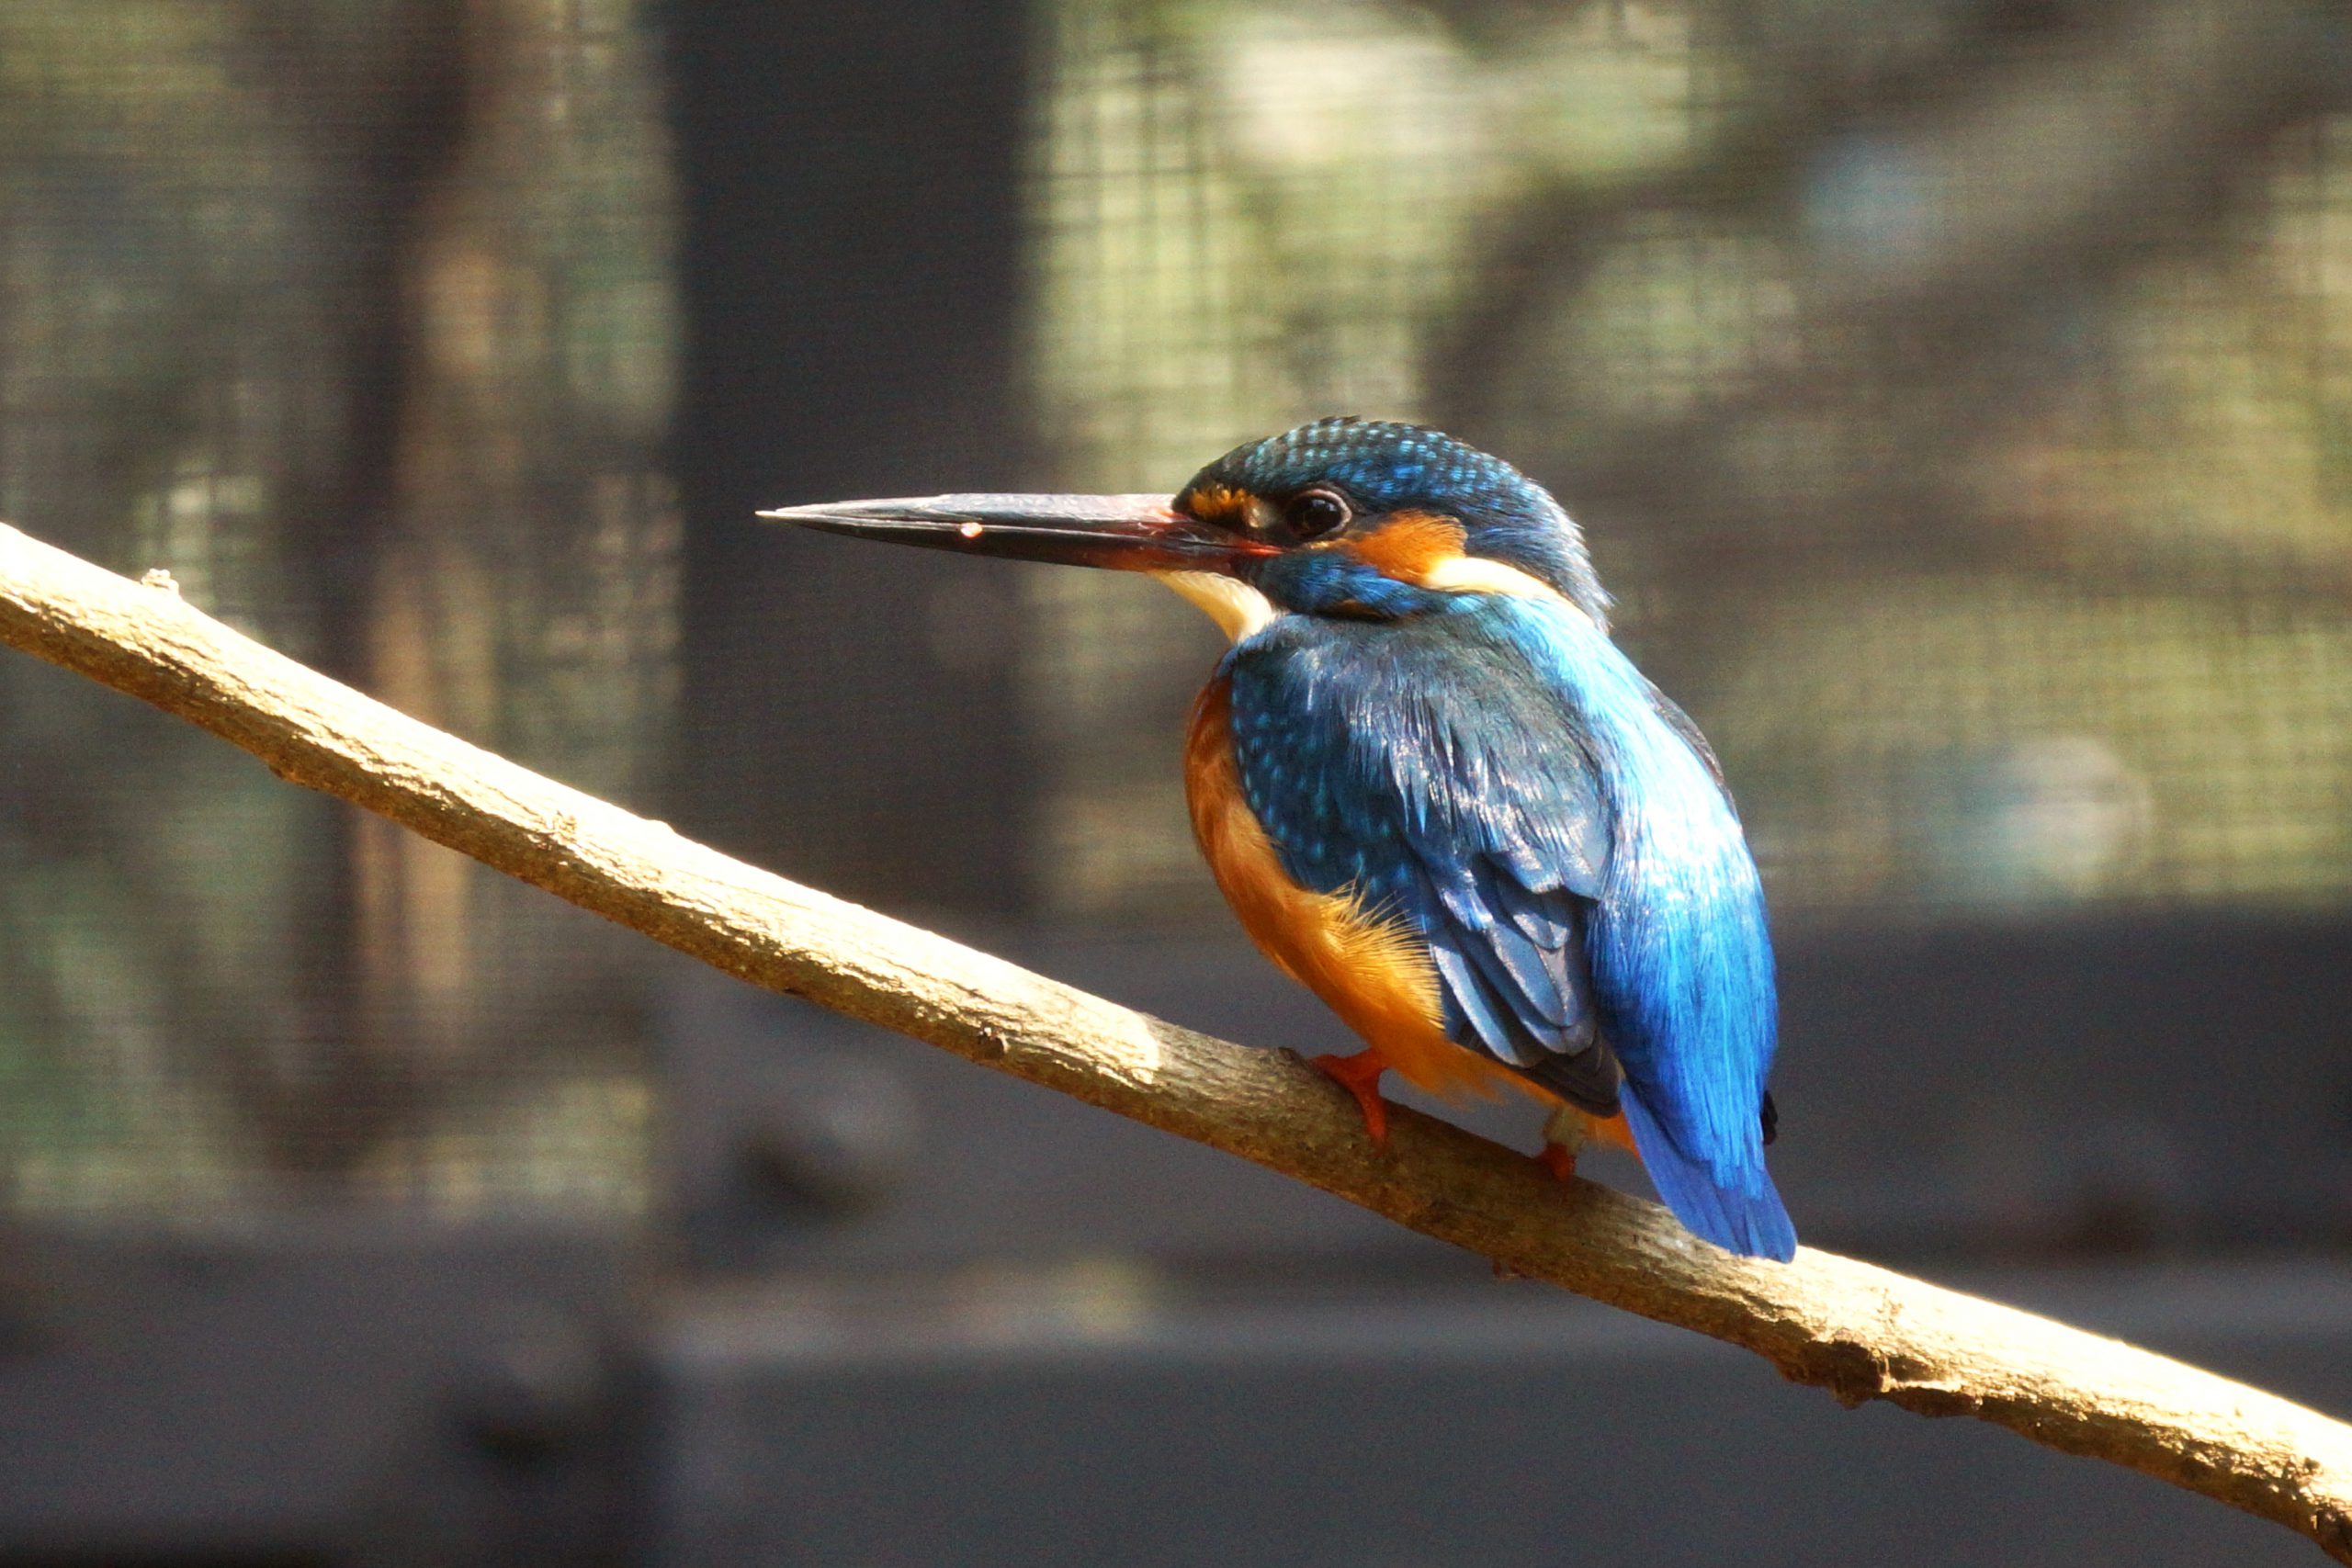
[[1344, 509, 1466, 581]]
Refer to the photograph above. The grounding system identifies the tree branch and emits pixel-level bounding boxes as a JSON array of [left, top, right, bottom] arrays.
[[1, 521, 2347, 1562]]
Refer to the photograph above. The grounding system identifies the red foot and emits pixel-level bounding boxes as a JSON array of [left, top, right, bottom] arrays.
[[1309, 1049, 1390, 1146], [1537, 1144, 1577, 1183]]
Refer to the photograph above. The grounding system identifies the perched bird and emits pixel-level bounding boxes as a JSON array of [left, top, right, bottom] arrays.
[[763, 418, 1794, 1259]]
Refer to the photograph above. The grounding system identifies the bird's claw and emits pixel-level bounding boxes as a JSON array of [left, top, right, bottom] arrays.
[[1308, 1050, 1390, 1146]]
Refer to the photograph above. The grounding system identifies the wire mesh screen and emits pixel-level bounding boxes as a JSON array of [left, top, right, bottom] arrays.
[[0, 1, 675, 1220], [3, 0, 2346, 1226], [1022, 0, 2352, 923]]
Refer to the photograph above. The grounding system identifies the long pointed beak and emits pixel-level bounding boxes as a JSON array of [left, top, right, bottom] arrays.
[[757, 493, 1271, 573]]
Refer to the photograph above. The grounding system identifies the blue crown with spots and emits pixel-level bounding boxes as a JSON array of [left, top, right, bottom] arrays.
[[1186, 418, 1611, 625]]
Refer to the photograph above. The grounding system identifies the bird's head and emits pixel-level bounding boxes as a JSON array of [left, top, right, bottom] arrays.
[[762, 418, 1610, 640]]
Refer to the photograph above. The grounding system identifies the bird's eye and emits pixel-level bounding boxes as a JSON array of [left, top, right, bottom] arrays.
[[1284, 488, 1351, 540]]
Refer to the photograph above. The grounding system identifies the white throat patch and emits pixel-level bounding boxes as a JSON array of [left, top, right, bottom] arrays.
[[1152, 570, 1279, 643]]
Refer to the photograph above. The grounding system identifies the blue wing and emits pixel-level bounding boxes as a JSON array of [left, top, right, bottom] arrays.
[[1226, 602, 1794, 1261], [1226, 615, 1622, 1113]]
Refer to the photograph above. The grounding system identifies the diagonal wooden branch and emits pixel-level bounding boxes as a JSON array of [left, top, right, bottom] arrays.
[[0, 520, 2346, 1561]]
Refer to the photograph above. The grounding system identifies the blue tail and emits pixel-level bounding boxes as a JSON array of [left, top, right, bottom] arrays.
[[1621, 1090, 1797, 1262]]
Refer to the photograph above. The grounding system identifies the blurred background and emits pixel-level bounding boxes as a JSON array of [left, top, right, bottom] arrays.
[[1, 0, 2349, 1563]]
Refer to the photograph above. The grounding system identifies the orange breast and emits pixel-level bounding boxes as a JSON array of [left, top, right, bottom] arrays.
[[1182, 676, 1523, 1102]]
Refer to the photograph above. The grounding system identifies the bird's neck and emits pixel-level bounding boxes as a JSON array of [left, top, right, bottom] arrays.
[[1152, 556, 1604, 647]]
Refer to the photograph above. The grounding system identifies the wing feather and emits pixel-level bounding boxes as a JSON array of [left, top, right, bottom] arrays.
[[1227, 617, 1618, 1111]]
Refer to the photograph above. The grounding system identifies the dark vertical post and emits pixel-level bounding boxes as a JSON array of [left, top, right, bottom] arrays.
[[668, 0, 1037, 919]]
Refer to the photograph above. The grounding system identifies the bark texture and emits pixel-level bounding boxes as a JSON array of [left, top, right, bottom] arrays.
[[0, 521, 2346, 1562]]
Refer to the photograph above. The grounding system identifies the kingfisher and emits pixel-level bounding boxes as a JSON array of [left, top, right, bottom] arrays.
[[763, 418, 1795, 1260]]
